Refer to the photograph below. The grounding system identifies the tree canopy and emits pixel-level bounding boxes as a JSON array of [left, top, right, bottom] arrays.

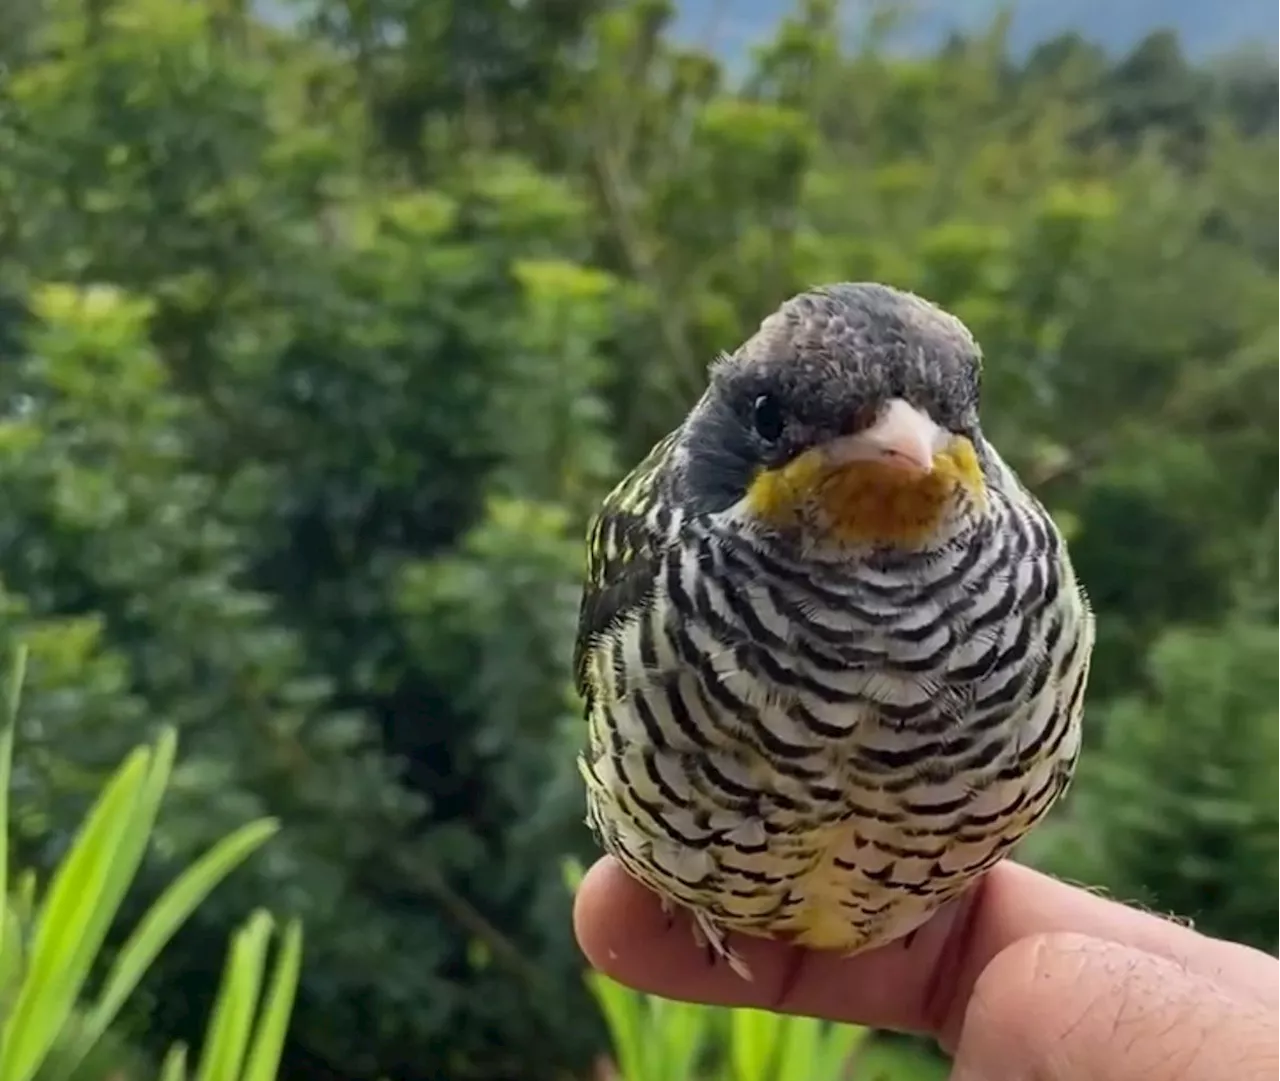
[[0, 1, 1274, 1078]]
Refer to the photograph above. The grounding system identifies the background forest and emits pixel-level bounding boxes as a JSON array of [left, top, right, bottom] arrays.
[[0, 0, 1275, 1079]]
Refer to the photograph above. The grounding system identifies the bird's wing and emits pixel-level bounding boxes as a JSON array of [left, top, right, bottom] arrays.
[[573, 431, 680, 700]]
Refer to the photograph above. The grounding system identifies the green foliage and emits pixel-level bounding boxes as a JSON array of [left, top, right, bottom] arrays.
[[583, 954, 946, 1081], [0, 0, 1274, 1079], [589, 982, 866, 1081], [0, 647, 302, 1081], [1027, 619, 1280, 954], [0, 3, 614, 1073]]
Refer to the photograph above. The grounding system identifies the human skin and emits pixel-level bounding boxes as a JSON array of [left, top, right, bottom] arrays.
[[574, 858, 1279, 1081]]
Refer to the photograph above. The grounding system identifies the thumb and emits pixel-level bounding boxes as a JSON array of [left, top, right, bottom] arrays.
[[950, 932, 1277, 1081]]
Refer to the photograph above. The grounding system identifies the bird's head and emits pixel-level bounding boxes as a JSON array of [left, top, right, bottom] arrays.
[[677, 283, 991, 552]]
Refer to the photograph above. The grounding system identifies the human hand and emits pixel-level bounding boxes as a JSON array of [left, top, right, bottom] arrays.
[[574, 858, 1278, 1081]]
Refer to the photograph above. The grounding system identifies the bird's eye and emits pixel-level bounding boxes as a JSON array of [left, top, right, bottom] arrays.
[[752, 394, 785, 442]]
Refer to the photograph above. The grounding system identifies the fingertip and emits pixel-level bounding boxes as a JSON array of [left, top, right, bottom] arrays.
[[570, 856, 619, 969], [570, 858, 786, 1006], [953, 932, 1114, 1081], [953, 932, 1273, 1081], [965, 931, 1090, 1022], [572, 857, 668, 975]]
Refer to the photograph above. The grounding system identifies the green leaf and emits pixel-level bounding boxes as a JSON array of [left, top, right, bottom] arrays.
[[50, 816, 281, 1081], [159, 1043, 189, 1081], [772, 1016, 821, 1081], [240, 919, 304, 1081], [0, 662, 297, 1081], [194, 910, 275, 1081], [0, 745, 153, 1081], [587, 972, 653, 1081], [0, 646, 27, 967], [730, 1007, 782, 1081], [648, 997, 708, 1081], [0, 901, 25, 1008], [809, 1022, 867, 1081]]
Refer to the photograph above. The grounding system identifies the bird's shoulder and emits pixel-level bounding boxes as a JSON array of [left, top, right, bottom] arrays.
[[573, 430, 681, 697]]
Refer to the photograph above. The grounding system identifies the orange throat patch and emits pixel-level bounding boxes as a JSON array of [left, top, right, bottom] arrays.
[[744, 436, 986, 547]]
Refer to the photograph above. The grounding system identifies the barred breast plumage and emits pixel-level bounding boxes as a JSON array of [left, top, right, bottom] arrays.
[[574, 283, 1094, 977]]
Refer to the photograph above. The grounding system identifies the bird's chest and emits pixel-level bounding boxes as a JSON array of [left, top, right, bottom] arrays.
[[674, 539, 1046, 759], [585, 533, 1081, 953]]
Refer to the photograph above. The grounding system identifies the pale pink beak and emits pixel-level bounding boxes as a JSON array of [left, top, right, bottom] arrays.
[[823, 398, 947, 476]]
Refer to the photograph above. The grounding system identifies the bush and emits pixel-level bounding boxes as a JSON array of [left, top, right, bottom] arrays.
[[1025, 619, 1279, 954]]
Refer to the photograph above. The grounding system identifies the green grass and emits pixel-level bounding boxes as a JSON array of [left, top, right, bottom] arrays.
[[853, 1037, 949, 1081], [0, 645, 304, 1081]]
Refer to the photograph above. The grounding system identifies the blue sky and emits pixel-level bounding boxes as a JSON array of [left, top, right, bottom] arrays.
[[670, 0, 1279, 62]]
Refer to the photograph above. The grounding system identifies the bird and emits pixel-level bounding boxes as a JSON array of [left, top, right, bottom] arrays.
[[573, 282, 1094, 980]]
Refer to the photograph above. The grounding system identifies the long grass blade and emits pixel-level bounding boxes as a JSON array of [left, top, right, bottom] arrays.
[[12, 871, 36, 926], [240, 919, 304, 1081], [649, 997, 711, 1081], [588, 973, 654, 1081], [85, 727, 177, 927], [194, 910, 275, 1081], [159, 1043, 189, 1081], [0, 646, 28, 966], [51, 817, 280, 1081], [811, 1022, 868, 1081], [0, 747, 151, 1081], [730, 1007, 783, 1081], [771, 1015, 821, 1081]]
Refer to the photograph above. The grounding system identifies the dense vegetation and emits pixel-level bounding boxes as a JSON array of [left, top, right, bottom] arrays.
[[0, 0, 1274, 1078]]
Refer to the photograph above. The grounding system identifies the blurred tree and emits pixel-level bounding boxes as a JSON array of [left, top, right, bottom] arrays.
[[1018, 31, 1109, 88], [1027, 619, 1279, 955], [0, 0, 43, 67], [0, 2, 616, 1078], [300, 0, 607, 169], [0, 0, 1275, 1079], [1208, 46, 1280, 137], [1087, 30, 1211, 157]]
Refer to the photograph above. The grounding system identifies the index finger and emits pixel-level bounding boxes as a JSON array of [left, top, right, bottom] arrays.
[[573, 856, 1278, 1051]]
